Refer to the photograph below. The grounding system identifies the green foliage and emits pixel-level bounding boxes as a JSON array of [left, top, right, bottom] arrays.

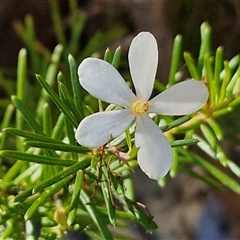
[[1, 2, 240, 238]]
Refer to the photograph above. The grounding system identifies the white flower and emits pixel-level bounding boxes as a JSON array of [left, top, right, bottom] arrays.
[[75, 32, 209, 180]]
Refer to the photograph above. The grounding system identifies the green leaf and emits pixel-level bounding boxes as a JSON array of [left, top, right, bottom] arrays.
[[125, 127, 132, 150], [168, 34, 182, 86], [206, 118, 223, 140], [33, 158, 91, 193], [100, 168, 116, 226], [154, 80, 166, 92], [11, 96, 43, 134], [227, 160, 240, 178], [232, 69, 240, 95], [111, 46, 121, 69], [0, 104, 15, 149], [14, 15, 42, 73], [229, 96, 240, 108], [110, 180, 158, 232], [79, 26, 127, 61], [84, 231, 105, 240], [180, 166, 222, 189], [219, 61, 231, 104], [1, 160, 26, 182], [0, 150, 77, 166], [24, 141, 89, 153], [125, 200, 158, 233], [80, 190, 114, 240], [67, 11, 87, 55], [194, 133, 228, 165], [16, 48, 27, 101], [58, 82, 83, 121], [4, 127, 62, 144], [42, 103, 52, 137], [200, 123, 218, 151], [171, 138, 199, 147], [213, 46, 224, 104], [67, 170, 84, 226], [160, 115, 192, 132], [49, 0, 66, 45], [226, 62, 240, 94], [68, 54, 85, 117], [170, 147, 179, 177], [184, 52, 200, 80], [190, 152, 240, 194], [212, 106, 233, 117], [104, 48, 112, 63], [14, 187, 35, 202], [51, 112, 66, 140], [204, 55, 215, 106], [198, 22, 212, 71], [24, 176, 72, 220], [36, 74, 78, 128], [36, 44, 63, 116]]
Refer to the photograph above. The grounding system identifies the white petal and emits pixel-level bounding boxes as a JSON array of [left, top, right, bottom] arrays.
[[135, 114, 172, 179], [128, 32, 158, 101], [75, 109, 134, 148], [149, 79, 209, 115], [78, 58, 136, 107]]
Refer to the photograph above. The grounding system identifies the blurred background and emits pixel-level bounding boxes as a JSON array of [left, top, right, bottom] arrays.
[[1, 0, 240, 239]]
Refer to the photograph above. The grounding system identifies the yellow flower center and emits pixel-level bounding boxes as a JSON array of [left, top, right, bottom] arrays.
[[132, 100, 149, 114]]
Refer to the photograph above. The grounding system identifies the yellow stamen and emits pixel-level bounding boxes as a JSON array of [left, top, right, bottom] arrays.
[[132, 100, 149, 114]]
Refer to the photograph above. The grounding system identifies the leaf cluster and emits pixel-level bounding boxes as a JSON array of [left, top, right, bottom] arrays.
[[0, 3, 240, 238]]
